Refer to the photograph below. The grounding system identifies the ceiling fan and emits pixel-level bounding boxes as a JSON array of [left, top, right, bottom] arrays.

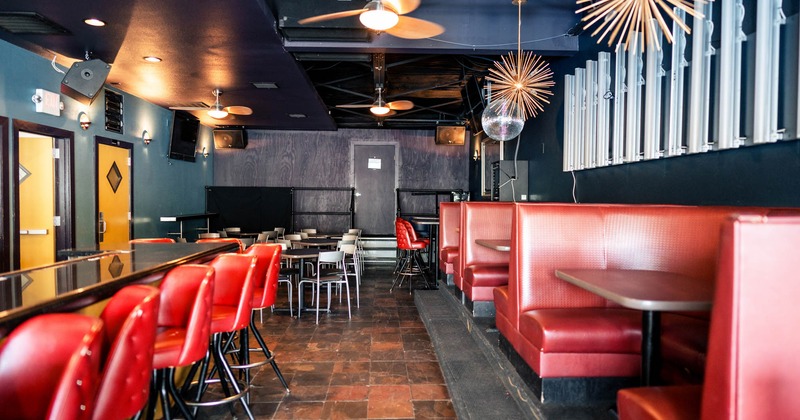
[[297, 0, 444, 39], [169, 89, 253, 119], [336, 85, 414, 117]]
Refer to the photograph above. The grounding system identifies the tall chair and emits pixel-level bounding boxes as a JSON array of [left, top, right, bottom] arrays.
[[130, 238, 176, 244], [298, 251, 351, 324], [187, 253, 257, 420], [392, 218, 429, 293], [93, 285, 161, 420], [0, 313, 105, 420], [243, 244, 290, 392], [144, 264, 215, 420], [196, 237, 245, 252]]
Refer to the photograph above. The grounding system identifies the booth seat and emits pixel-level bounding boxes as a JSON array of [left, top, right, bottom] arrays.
[[495, 204, 786, 403], [457, 202, 513, 315], [438, 202, 461, 284], [618, 214, 800, 419]]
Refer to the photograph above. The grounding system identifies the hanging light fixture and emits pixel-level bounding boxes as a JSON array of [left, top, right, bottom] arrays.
[[482, 0, 555, 142], [576, 0, 706, 51], [207, 88, 229, 119], [369, 89, 391, 115], [359, 1, 399, 31]]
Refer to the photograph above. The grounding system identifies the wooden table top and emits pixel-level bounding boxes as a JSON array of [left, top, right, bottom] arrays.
[[475, 239, 511, 252], [555, 269, 713, 312]]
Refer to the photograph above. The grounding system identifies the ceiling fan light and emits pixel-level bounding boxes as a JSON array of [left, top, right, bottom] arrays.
[[207, 108, 229, 119], [370, 105, 391, 115], [360, 9, 398, 31]]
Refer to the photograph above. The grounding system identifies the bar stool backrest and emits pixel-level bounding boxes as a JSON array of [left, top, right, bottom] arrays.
[[207, 253, 258, 333], [245, 244, 282, 308], [0, 313, 105, 420], [94, 285, 160, 420]]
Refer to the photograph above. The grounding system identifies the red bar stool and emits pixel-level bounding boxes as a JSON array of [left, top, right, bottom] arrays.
[[185, 253, 257, 419], [0, 313, 105, 420], [141, 264, 215, 420], [392, 218, 431, 293], [196, 237, 245, 252], [243, 243, 290, 392], [130, 238, 176, 244], [93, 285, 161, 420]]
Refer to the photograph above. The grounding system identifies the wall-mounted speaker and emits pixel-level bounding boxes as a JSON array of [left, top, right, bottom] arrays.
[[435, 125, 466, 145], [213, 129, 248, 149], [60, 59, 111, 104]]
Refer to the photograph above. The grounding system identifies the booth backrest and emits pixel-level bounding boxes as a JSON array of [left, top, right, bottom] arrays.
[[458, 202, 513, 278], [701, 215, 800, 419], [439, 202, 461, 252], [508, 204, 781, 330]]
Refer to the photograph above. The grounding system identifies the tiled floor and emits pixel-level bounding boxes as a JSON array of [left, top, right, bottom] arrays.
[[200, 266, 456, 419]]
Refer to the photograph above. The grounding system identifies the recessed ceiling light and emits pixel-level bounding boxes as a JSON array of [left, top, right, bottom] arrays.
[[83, 18, 106, 27], [143, 56, 162, 63], [288, 113, 306, 118], [252, 82, 278, 89]]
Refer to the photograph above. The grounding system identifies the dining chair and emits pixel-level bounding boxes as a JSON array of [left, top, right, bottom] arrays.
[[285, 234, 302, 249], [273, 227, 285, 240], [274, 242, 295, 314], [299, 232, 309, 240], [301, 228, 317, 235], [261, 230, 277, 242], [298, 251, 350, 324], [339, 243, 361, 308]]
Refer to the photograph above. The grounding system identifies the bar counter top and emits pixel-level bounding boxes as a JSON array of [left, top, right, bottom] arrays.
[[0, 242, 238, 336]]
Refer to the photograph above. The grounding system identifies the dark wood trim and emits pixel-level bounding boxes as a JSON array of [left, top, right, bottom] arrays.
[[95, 137, 134, 245], [12, 120, 75, 269], [0, 116, 9, 273]]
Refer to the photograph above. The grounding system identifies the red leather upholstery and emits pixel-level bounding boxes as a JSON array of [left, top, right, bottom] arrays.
[[197, 237, 245, 252], [153, 264, 215, 369], [401, 219, 430, 247], [618, 215, 800, 419], [396, 218, 426, 251], [458, 202, 512, 300], [438, 202, 461, 275], [94, 285, 160, 420], [207, 253, 258, 334], [500, 204, 785, 380], [0, 314, 104, 420], [245, 243, 282, 309], [129, 238, 175, 243]]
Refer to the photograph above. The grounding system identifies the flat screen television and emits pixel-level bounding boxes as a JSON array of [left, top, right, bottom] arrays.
[[168, 110, 199, 162]]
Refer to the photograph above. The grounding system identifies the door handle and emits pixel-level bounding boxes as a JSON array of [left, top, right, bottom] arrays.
[[99, 221, 107, 234], [20, 229, 49, 235]]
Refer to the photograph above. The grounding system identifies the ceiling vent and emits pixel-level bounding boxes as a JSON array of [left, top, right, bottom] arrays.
[[0, 12, 70, 35]]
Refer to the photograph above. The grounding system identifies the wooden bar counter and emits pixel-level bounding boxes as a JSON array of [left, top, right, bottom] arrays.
[[0, 242, 238, 337]]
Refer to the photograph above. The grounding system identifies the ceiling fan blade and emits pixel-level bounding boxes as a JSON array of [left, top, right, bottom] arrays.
[[380, 110, 398, 117], [381, 0, 420, 15], [169, 106, 208, 111], [336, 104, 373, 108], [224, 106, 253, 116], [385, 16, 444, 39], [298, 9, 365, 25], [387, 100, 414, 111]]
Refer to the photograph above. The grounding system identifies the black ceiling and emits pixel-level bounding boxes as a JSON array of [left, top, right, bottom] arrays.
[[0, 0, 580, 130]]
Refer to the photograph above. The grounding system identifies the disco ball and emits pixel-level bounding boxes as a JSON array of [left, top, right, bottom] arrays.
[[481, 98, 524, 141]]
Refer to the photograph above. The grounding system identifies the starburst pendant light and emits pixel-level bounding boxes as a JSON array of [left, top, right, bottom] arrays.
[[483, 0, 555, 141], [576, 0, 707, 51]]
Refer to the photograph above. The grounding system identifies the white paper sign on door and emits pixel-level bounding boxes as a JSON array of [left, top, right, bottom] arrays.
[[368, 158, 382, 169]]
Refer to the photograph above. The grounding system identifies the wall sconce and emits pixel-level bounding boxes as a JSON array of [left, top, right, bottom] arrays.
[[78, 112, 91, 130], [473, 149, 480, 161], [200, 146, 208, 158], [142, 130, 152, 145]]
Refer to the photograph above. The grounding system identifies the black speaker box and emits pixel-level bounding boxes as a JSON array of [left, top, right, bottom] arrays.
[[213, 129, 248, 149], [435, 125, 466, 145], [60, 59, 111, 104]]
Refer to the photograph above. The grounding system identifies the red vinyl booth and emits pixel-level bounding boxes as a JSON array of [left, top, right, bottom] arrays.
[[617, 215, 800, 419], [457, 202, 512, 303], [438, 202, 461, 281]]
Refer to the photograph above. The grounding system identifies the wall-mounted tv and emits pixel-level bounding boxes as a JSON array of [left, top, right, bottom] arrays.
[[168, 110, 199, 162]]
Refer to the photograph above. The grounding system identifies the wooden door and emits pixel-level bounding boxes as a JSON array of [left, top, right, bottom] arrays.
[[18, 133, 56, 268], [97, 139, 132, 249], [353, 144, 396, 235]]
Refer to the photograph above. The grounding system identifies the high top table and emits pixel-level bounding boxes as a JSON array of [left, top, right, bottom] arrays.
[[555, 268, 713, 385], [0, 241, 238, 337], [159, 212, 218, 239]]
